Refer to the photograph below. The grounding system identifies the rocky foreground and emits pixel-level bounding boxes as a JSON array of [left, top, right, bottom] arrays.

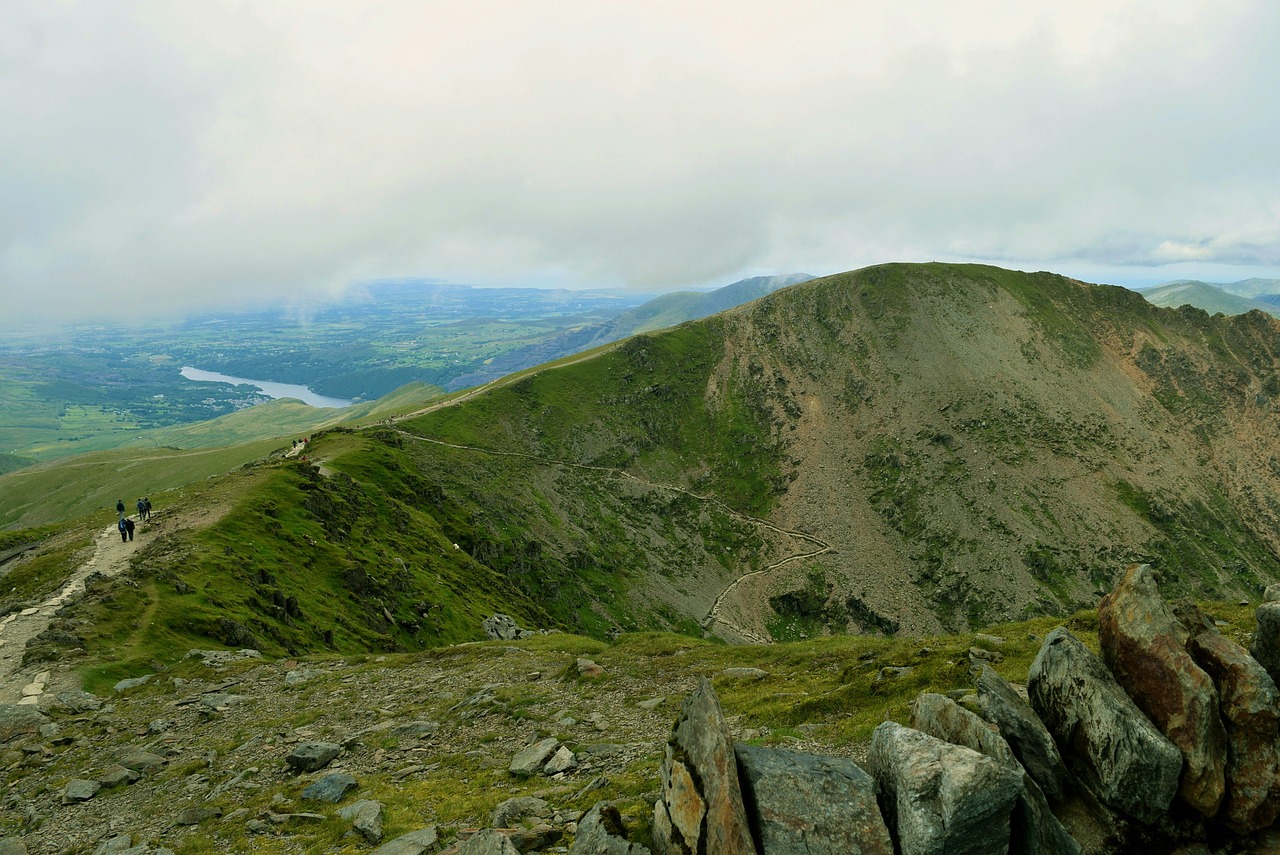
[[4, 565, 1280, 853]]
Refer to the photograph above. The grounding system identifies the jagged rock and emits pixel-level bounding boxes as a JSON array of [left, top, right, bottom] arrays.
[[483, 614, 524, 641], [62, 778, 102, 804], [175, 806, 223, 825], [734, 742, 893, 854], [99, 764, 141, 787], [53, 690, 102, 712], [638, 697, 665, 710], [910, 693, 1079, 855], [975, 664, 1070, 804], [544, 745, 577, 775], [1099, 564, 1227, 816], [112, 675, 152, 692], [492, 796, 551, 828], [718, 667, 769, 680], [285, 741, 342, 773], [510, 826, 562, 852], [1252, 602, 1280, 685], [1265, 584, 1280, 603], [0, 704, 48, 742], [572, 803, 651, 854], [577, 658, 606, 678], [1187, 628, 1280, 832], [91, 837, 136, 854], [392, 720, 439, 738], [869, 721, 1023, 855], [510, 737, 560, 776], [218, 618, 260, 648], [653, 677, 755, 855], [456, 829, 520, 855], [301, 772, 358, 802], [337, 799, 385, 844], [371, 824, 440, 849], [117, 751, 166, 773], [1028, 627, 1181, 824]]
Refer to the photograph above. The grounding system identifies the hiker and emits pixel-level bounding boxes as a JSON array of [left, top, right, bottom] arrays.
[[116, 499, 125, 518], [118, 517, 128, 542], [137, 498, 146, 519], [125, 517, 135, 541], [143, 497, 152, 521]]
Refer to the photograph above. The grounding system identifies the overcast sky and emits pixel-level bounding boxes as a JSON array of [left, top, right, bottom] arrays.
[[2, 1, 1278, 328]]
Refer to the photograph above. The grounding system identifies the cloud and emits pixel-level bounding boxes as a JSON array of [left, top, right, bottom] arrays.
[[2, 1, 1278, 326]]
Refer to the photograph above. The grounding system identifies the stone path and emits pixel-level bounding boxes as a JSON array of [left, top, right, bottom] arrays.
[[0, 519, 143, 704]]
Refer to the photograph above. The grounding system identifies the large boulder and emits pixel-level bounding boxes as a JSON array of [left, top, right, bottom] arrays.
[[1098, 564, 1226, 817], [0, 704, 48, 743], [975, 664, 1070, 804], [868, 721, 1023, 855], [734, 742, 892, 854], [1028, 627, 1181, 824], [1187, 628, 1280, 832], [1252, 602, 1280, 685], [652, 678, 755, 855], [571, 803, 652, 854], [911, 694, 1079, 855]]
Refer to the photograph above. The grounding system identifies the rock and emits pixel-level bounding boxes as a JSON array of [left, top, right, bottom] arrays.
[[909, 693, 1079, 855], [62, 778, 102, 804], [577, 658, 606, 678], [0, 839, 25, 855], [456, 829, 519, 855], [112, 675, 153, 692], [717, 667, 769, 680], [968, 647, 1004, 664], [301, 772, 358, 803], [1252, 602, 1280, 685], [491, 795, 551, 829], [734, 742, 893, 854], [571, 803, 651, 854], [91, 837, 136, 854], [175, 806, 223, 825], [637, 698, 665, 710], [869, 721, 1022, 855], [975, 633, 1006, 646], [0, 704, 48, 742], [99, 764, 142, 787], [337, 799, 385, 844], [53, 690, 102, 712], [544, 745, 577, 776], [510, 737, 560, 776], [1028, 627, 1181, 824], [1264, 584, 1280, 603], [653, 678, 755, 855], [509, 825, 562, 852], [118, 751, 167, 773], [285, 741, 342, 773], [975, 664, 1070, 804], [392, 720, 439, 738], [1099, 563, 1227, 816], [1187, 629, 1280, 832], [483, 614, 524, 641]]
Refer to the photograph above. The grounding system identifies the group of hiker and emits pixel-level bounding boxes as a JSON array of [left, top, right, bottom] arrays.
[[114, 496, 152, 543]]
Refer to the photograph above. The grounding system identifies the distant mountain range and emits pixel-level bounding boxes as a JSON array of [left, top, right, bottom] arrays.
[[1139, 278, 1280, 316], [445, 273, 814, 390]]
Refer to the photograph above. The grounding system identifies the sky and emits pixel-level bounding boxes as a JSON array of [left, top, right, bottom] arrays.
[[2, 1, 1278, 328]]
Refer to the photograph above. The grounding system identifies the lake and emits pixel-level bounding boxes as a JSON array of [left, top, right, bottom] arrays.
[[180, 367, 353, 409]]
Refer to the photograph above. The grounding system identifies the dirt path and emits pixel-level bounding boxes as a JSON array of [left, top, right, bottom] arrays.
[[0, 519, 144, 704], [397, 431, 832, 644]]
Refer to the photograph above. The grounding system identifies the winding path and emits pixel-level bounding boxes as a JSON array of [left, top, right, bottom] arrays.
[[389, 429, 833, 644]]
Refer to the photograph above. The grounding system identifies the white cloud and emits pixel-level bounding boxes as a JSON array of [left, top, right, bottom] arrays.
[[1, 0, 1278, 326]]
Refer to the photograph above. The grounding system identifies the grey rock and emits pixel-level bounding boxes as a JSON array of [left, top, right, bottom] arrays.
[[1252, 602, 1280, 686], [492, 795, 551, 828], [734, 742, 892, 854], [90, 837, 136, 854], [118, 751, 167, 773], [62, 778, 102, 804], [370, 827, 438, 855], [284, 668, 321, 685], [301, 772, 358, 802], [392, 720, 439, 738], [112, 675, 152, 692], [637, 697, 665, 710], [510, 737, 560, 776], [510, 826, 562, 851], [544, 745, 577, 775], [1265, 584, 1280, 603], [1028, 627, 1181, 824], [338, 799, 385, 844], [975, 664, 1070, 804], [718, 667, 769, 680], [54, 690, 102, 712], [576, 658, 605, 678], [0, 704, 48, 742], [869, 721, 1023, 855], [654, 678, 755, 855], [571, 803, 651, 854], [0, 839, 25, 855], [175, 806, 223, 825], [457, 829, 520, 855], [483, 614, 524, 641], [99, 764, 142, 787], [285, 740, 342, 773]]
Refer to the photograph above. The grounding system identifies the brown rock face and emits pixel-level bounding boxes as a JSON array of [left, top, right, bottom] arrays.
[[1187, 629, 1280, 832], [1098, 564, 1227, 817], [652, 678, 756, 855]]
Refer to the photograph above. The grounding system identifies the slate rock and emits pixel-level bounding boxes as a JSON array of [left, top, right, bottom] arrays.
[[869, 721, 1023, 855], [510, 737, 560, 776], [510, 825, 562, 852], [1265, 584, 1280, 603], [1188, 628, 1280, 832], [1252, 602, 1280, 686], [62, 778, 102, 804], [653, 678, 755, 855], [544, 745, 577, 775], [1028, 627, 1181, 824], [483, 614, 523, 641], [457, 829, 520, 854], [734, 742, 892, 854], [0, 839, 25, 855], [571, 803, 651, 854], [492, 795, 551, 828], [301, 772, 358, 803], [718, 667, 769, 680], [0, 704, 48, 743], [112, 675, 153, 692], [338, 799, 385, 844], [285, 740, 342, 772], [175, 806, 223, 825], [99, 764, 141, 788], [392, 720, 439, 738], [975, 664, 1070, 804], [577, 658, 606, 678], [118, 751, 167, 773], [1099, 563, 1226, 816]]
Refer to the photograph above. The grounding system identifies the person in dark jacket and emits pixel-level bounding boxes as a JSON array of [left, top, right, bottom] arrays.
[[124, 518, 135, 541], [118, 517, 128, 542]]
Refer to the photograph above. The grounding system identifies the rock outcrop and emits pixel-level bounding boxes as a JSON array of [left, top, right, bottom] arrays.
[[974, 664, 1069, 804]]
